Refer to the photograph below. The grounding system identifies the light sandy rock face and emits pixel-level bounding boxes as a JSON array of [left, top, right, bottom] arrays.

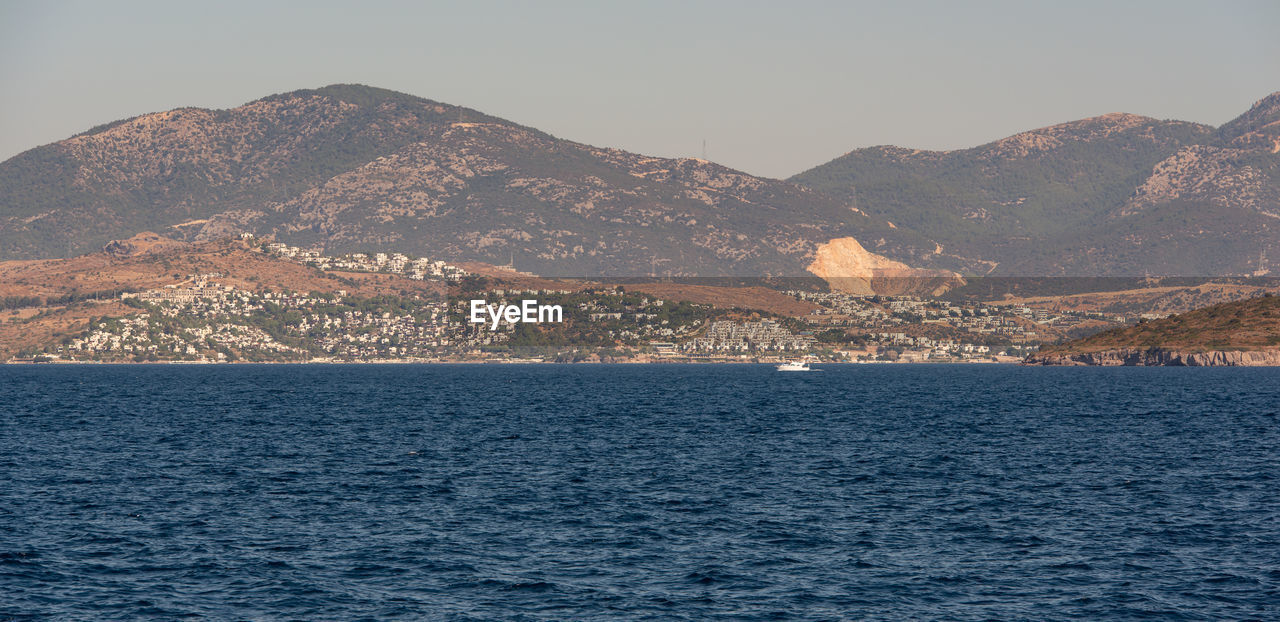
[[806, 237, 915, 280], [806, 237, 960, 295]]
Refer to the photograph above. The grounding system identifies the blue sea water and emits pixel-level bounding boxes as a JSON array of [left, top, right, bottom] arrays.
[[1, 364, 1278, 620]]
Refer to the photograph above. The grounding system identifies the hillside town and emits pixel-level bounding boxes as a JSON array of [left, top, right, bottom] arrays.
[[12, 263, 1155, 363], [4, 235, 1163, 364], [791, 290, 1125, 345], [30, 277, 709, 363], [252, 236, 471, 281], [683, 320, 815, 353]]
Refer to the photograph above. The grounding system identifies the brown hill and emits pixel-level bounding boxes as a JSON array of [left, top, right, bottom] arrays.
[[1027, 294, 1280, 365], [0, 234, 836, 359], [0, 234, 450, 359], [99, 231, 190, 257], [0, 235, 447, 301], [987, 280, 1280, 316]]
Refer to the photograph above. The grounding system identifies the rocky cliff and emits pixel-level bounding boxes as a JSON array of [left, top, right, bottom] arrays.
[[806, 236, 962, 295], [1026, 293, 1280, 365], [1026, 347, 1280, 366]]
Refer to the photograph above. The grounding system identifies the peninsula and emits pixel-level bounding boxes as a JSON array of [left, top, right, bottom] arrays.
[[1026, 294, 1280, 366]]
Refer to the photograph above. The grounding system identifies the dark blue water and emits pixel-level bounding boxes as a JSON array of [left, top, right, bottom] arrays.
[[2, 364, 1278, 620]]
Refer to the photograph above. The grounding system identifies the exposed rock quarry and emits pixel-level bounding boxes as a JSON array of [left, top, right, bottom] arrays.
[[806, 236, 962, 296]]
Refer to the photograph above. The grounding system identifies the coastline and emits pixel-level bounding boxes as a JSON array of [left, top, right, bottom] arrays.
[[1025, 347, 1280, 367], [4, 357, 1026, 366]]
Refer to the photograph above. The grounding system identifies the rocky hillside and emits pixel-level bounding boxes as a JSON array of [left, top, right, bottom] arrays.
[[0, 232, 454, 361], [1026, 294, 1280, 365], [5, 84, 1277, 279], [0, 85, 941, 279], [793, 94, 1280, 276]]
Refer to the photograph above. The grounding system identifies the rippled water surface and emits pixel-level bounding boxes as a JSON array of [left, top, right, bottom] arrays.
[[2, 364, 1279, 620]]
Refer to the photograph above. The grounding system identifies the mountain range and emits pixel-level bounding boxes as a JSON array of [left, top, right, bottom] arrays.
[[1, 84, 1277, 279], [793, 94, 1280, 276]]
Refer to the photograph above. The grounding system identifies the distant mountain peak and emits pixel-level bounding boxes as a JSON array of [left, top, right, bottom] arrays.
[[5, 85, 1278, 278], [260, 83, 429, 108], [0, 84, 933, 277], [1069, 112, 1155, 128], [1217, 91, 1280, 143], [790, 94, 1275, 276], [982, 113, 1189, 160], [1246, 91, 1280, 113]]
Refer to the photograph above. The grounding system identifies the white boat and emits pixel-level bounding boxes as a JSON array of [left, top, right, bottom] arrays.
[[776, 361, 812, 371]]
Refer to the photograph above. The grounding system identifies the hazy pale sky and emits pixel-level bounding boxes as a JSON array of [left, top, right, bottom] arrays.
[[2, 0, 1277, 178]]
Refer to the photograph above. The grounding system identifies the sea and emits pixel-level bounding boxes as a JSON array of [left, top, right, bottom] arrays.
[[2, 364, 1278, 620]]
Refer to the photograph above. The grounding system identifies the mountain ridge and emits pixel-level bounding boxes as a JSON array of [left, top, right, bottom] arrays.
[[791, 95, 1278, 276], [5, 84, 943, 278], [3, 84, 1277, 279]]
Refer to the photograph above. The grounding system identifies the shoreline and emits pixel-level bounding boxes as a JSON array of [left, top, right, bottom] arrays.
[[4, 357, 1025, 366], [1026, 347, 1280, 367]]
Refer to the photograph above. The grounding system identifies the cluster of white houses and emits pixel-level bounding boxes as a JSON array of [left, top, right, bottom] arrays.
[[256, 238, 469, 281], [682, 320, 815, 353], [64, 315, 302, 360], [32, 265, 1135, 363], [123, 273, 232, 304], [792, 291, 1127, 343], [55, 280, 471, 361], [51, 279, 702, 361]]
